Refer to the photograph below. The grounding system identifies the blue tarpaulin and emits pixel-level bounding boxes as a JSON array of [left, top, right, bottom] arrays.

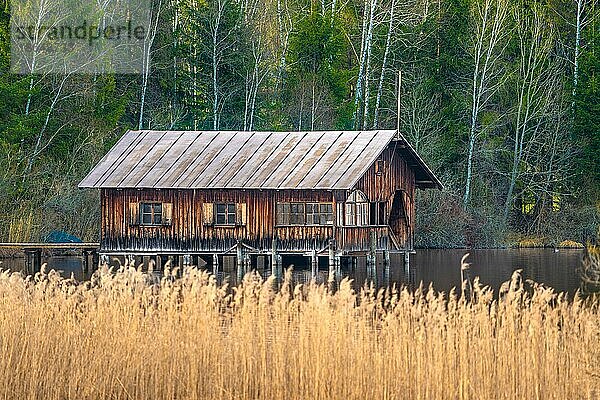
[[43, 230, 82, 243]]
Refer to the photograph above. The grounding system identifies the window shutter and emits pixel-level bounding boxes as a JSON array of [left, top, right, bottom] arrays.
[[202, 203, 214, 225], [129, 202, 139, 226], [162, 203, 173, 225], [236, 203, 247, 225]]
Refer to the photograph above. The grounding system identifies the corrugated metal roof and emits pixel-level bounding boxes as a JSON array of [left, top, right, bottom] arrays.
[[79, 130, 442, 190]]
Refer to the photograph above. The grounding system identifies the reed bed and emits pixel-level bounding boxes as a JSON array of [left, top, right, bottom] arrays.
[[0, 264, 598, 400]]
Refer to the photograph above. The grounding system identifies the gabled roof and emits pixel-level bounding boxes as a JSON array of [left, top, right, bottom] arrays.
[[79, 130, 442, 190]]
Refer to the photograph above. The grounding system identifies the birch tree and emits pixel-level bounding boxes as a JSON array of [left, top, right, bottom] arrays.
[[138, 0, 163, 130], [360, 0, 378, 129], [462, 0, 510, 208], [352, 0, 371, 128], [372, 0, 396, 129], [276, 0, 293, 89], [503, 4, 560, 222], [241, 0, 270, 131], [205, 0, 239, 130], [568, 0, 597, 109]]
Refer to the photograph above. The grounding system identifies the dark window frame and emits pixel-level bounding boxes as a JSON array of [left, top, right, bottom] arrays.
[[276, 202, 333, 226], [369, 201, 387, 226], [215, 202, 237, 226], [305, 202, 333, 225], [140, 202, 163, 226]]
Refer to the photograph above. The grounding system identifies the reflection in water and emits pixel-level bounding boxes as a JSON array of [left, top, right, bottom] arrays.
[[411, 249, 583, 294], [0, 256, 88, 281], [0, 249, 584, 294]]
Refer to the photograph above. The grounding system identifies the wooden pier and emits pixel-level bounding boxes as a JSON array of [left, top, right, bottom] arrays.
[[0, 243, 100, 275]]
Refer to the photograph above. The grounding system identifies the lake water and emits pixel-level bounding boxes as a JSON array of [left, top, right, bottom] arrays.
[[0, 248, 584, 294]]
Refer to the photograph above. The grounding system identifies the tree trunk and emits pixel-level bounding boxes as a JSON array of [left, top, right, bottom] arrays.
[[361, 0, 377, 129], [352, 0, 371, 128], [373, 0, 395, 129], [572, 0, 583, 110], [138, 0, 162, 130]]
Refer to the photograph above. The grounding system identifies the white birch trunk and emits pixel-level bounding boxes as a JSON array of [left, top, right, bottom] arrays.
[[212, 20, 219, 130], [171, 0, 179, 128], [23, 74, 69, 180], [463, 0, 509, 209], [352, 0, 371, 128], [138, 0, 162, 130], [311, 76, 316, 130], [572, 0, 583, 107], [361, 0, 377, 129], [372, 0, 396, 129]]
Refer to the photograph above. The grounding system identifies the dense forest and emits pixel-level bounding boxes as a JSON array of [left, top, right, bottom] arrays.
[[0, 0, 598, 247]]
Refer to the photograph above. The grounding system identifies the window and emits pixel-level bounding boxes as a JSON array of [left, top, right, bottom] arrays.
[[216, 203, 236, 225], [277, 203, 305, 225], [202, 203, 246, 226], [306, 203, 333, 225], [129, 202, 173, 226], [345, 190, 369, 226], [276, 202, 333, 225], [142, 203, 162, 225], [369, 202, 387, 225], [375, 159, 384, 176]]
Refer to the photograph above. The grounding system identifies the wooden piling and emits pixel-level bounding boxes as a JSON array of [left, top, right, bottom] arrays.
[[367, 230, 377, 284], [328, 239, 335, 284], [212, 254, 219, 277], [236, 242, 244, 282], [82, 250, 89, 274], [271, 236, 281, 281], [92, 251, 99, 272], [403, 252, 411, 284], [383, 250, 390, 286], [311, 250, 318, 280], [244, 253, 251, 274]]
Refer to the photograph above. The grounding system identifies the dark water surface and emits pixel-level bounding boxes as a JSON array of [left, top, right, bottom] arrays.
[[0, 248, 584, 294], [410, 248, 583, 294]]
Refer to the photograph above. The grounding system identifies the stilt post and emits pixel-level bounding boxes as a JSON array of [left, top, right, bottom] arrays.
[[155, 254, 162, 272], [82, 250, 89, 274], [244, 253, 251, 275], [403, 251, 411, 284], [212, 254, 219, 277], [368, 230, 377, 284], [328, 239, 335, 283], [92, 251, 99, 272], [383, 250, 390, 286], [236, 242, 244, 282], [271, 236, 281, 281]]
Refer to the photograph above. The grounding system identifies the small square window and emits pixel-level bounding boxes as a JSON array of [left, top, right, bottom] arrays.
[[215, 203, 236, 225], [140, 202, 162, 226]]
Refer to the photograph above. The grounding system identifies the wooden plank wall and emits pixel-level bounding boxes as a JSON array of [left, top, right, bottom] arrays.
[[100, 145, 416, 253], [102, 188, 337, 253], [352, 145, 415, 250]]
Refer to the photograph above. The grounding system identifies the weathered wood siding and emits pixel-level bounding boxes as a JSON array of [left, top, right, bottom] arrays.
[[100, 145, 415, 254], [101, 189, 338, 253], [352, 145, 416, 250]]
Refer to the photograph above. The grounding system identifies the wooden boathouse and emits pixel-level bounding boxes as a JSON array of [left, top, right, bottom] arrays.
[[79, 129, 442, 281]]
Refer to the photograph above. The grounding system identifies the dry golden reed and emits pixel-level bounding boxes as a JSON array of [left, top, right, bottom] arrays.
[[0, 264, 598, 400]]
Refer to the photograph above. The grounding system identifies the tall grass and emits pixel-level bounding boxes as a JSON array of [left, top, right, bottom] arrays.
[[0, 264, 598, 400]]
